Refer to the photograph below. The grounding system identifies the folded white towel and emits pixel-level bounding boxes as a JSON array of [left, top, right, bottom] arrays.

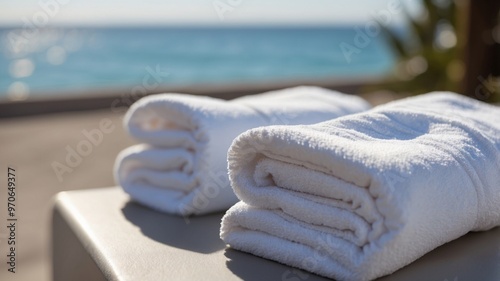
[[115, 86, 370, 215], [220, 92, 500, 281]]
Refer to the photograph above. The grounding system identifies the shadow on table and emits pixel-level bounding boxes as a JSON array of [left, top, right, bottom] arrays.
[[121, 201, 226, 254], [378, 226, 500, 281], [224, 248, 330, 281], [224, 227, 500, 281]]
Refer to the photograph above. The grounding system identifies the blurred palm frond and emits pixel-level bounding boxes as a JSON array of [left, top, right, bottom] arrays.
[[370, 0, 465, 96]]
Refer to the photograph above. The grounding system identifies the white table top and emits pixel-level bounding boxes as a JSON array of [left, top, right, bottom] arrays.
[[52, 187, 500, 281]]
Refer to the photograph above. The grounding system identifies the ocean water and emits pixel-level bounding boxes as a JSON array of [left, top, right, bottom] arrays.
[[0, 26, 395, 101]]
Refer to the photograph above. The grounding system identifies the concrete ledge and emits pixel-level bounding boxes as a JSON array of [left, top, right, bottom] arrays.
[[52, 187, 500, 281]]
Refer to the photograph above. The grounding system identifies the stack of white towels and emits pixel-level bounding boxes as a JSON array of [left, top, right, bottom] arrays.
[[115, 88, 500, 281], [115, 86, 370, 215]]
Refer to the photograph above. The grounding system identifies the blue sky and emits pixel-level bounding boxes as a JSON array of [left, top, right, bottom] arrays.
[[0, 0, 421, 26]]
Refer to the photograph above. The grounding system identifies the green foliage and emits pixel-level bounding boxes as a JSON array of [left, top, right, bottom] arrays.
[[377, 0, 464, 95]]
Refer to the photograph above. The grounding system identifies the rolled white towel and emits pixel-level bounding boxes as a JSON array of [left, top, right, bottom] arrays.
[[115, 86, 370, 215], [220, 92, 500, 280]]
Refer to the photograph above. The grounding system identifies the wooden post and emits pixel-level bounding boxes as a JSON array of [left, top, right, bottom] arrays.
[[462, 0, 500, 100]]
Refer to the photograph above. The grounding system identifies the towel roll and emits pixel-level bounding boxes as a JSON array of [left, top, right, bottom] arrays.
[[220, 92, 500, 280], [115, 86, 370, 215]]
